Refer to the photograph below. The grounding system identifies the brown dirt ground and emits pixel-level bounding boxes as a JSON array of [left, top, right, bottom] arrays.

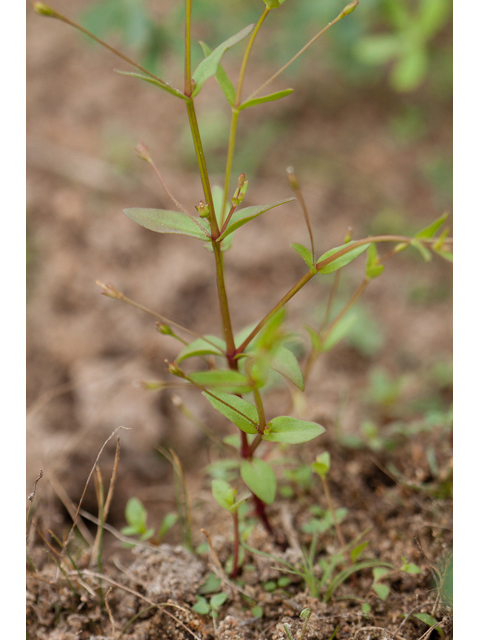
[[27, 2, 452, 638]]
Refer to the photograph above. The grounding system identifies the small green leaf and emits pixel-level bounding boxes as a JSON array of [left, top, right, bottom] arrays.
[[350, 541, 369, 562], [192, 596, 210, 615], [199, 573, 222, 595], [305, 325, 321, 352], [210, 592, 228, 610], [240, 459, 276, 504], [212, 479, 238, 513], [433, 248, 453, 262], [190, 370, 251, 394], [124, 208, 209, 240], [114, 70, 187, 100], [361, 602, 371, 616], [124, 497, 147, 530], [372, 567, 390, 581], [372, 583, 390, 601], [199, 42, 235, 105], [402, 558, 422, 574], [157, 512, 178, 540], [177, 336, 226, 362], [317, 242, 371, 274], [278, 576, 291, 588], [415, 213, 448, 239], [411, 238, 432, 262], [292, 243, 315, 272], [251, 605, 263, 618], [239, 89, 293, 111], [264, 416, 325, 444], [192, 25, 254, 97], [312, 451, 330, 477], [270, 346, 305, 391], [365, 243, 384, 280], [414, 612, 439, 627], [220, 198, 295, 239], [202, 391, 259, 434]]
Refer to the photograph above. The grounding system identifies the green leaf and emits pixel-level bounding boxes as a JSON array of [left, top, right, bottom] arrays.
[[239, 89, 293, 111], [316, 242, 371, 274], [199, 41, 235, 106], [210, 592, 228, 610], [199, 573, 222, 595], [124, 208, 209, 240], [251, 606, 263, 618], [212, 479, 237, 512], [157, 512, 178, 539], [350, 542, 369, 562], [220, 198, 295, 239], [264, 416, 325, 444], [270, 347, 305, 391], [402, 557, 422, 574], [312, 451, 330, 477], [365, 244, 384, 280], [418, 0, 451, 39], [415, 212, 448, 239], [292, 243, 315, 272], [355, 34, 401, 65], [305, 325, 321, 352], [190, 370, 251, 394], [192, 596, 210, 615], [372, 567, 390, 581], [240, 459, 276, 504], [202, 391, 259, 434], [114, 70, 187, 100], [192, 24, 254, 97], [414, 613, 439, 627], [124, 497, 147, 530], [372, 583, 390, 601], [410, 238, 432, 261], [177, 336, 226, 362], [433, 248, 453, 262]]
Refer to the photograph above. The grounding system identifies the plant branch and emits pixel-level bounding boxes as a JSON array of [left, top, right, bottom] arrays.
[[287, 166, 315, 262], [221, 6, 270, 221], [236, 234, 447, 354], [184, 0, 193, 96], [247, 1, 360, 101]]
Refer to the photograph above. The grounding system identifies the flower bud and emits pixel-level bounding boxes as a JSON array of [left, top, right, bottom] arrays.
[[156, 322, 174, 336], [33, 3, 56, 16], [286, 166, 298, 190], [135, 141, 151, 162], [338, 0, 360, 20], [166, 361, 185, 378], [96, 280, 123, 299], [196, 201, 210, 218]]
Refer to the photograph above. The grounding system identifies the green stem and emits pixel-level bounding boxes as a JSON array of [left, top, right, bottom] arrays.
[[221, 7, 270, 220], [321, 475, 345, 549], [184, 0, 192, 96], [184, 99, 236, 356], [230, 511, 240, 578]]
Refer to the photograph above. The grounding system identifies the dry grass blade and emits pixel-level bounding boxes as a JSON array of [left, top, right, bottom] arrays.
[[60, 426, 130, 561], [26, 469, 43, 545], [48, 469, 95, 546]]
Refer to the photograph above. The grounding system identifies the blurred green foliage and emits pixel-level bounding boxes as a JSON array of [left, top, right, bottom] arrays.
[[80, 0, 452, 95]]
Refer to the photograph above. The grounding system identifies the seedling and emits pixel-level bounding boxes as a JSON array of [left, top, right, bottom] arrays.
[[121, 497, 178, 544], [34, 0, 452, 582], [283, 607, 312, 640]]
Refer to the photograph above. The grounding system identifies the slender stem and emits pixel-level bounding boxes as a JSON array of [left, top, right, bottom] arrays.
[[218, 203, 238, 237], [247, 5, 351, 102], [212, 242, 236, 358], [221, 109, 239, 224], [221, 7, 270, 220], [230, 511, 240, 578], [185, 99, 218, 234], [41, 8, 169, 85], [184, 0, 192, 96], [96, 282, 227, 353], [236, 235, 442, 355], [287, 167, 315, 262]]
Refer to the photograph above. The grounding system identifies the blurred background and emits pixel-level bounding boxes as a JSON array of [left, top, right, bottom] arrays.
[[26, 0, 452, 535]]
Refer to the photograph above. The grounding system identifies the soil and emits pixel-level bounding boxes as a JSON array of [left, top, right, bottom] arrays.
[[27, 2, 452, 638]]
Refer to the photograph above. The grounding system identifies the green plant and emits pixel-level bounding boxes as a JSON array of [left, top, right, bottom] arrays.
[[121, 497, 178, 544], [283, 607, 312, 640], [34, 0, 452, 583]]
